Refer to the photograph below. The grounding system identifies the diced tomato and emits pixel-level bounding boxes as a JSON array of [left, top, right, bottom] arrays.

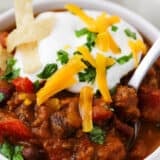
[[13, 77, 34, 93], [0, 118, 32, 140], [0, 32, 8, 48], [93, 105, 113, 121]]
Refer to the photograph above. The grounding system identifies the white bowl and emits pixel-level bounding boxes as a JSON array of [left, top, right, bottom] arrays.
[[0, 0, 159, 159]]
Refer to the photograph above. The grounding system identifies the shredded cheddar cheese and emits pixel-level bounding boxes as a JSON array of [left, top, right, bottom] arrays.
[[37, 55, 86, 106], [65, 4, 120, 54], [76, 45, 115, 103], [96, 53, 115, 103], [77, 46, 96, 67], [79, 86, 93, 132], [65, 4, 94, 30], [96, 31, 120, 53], [96, 32, 109, 52], [129, 39, 147, 67]]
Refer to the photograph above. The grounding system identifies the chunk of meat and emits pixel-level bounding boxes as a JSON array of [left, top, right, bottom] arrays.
[[0, 32, 8, 48], [139, 86, 160, 122], [129, 140, 147, 160], [96, 131, 126, 160], [114, 85, 140, 122], [50, 98, 81, 138], [72, 136, 94, 160], [7, 92, 36, 125], [23, 145, 48, 160], [114, 117, 134, 138], [142, 67, 159, 89], [0, 110, 32, 140], [44, 138, 73, 160]]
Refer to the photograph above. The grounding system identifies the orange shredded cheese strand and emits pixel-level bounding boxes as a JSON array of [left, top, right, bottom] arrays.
[[94, 13, 120, 33], [96, 53, 115, 103], [37, 55, 86, 106], [128, 39, 147, 67], [65, 4, 120, 54], [65, 4, 94, 29], [96, 31, 120, 53], [79, 86, 93, 132], [96, 32, 109, 52], [108, 32, 121, 53], [77, 46, 96, 67]]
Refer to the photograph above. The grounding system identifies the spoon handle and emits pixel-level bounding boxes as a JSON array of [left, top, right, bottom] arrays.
[[128, 37, 160, 90]]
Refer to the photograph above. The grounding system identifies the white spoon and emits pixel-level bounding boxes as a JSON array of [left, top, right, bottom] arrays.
[[128, 37, 160, 158], [128, 37, 160, 89]]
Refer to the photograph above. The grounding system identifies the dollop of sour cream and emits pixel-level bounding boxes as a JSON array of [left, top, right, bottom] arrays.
[[14, 11, 144, 93]]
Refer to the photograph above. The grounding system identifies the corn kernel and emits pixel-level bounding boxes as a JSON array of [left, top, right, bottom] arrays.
[[18, 93, 27, 100], [24, 98, 32, 106]]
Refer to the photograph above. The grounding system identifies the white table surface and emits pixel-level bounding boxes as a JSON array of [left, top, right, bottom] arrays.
[[0, 0, 160, 29]]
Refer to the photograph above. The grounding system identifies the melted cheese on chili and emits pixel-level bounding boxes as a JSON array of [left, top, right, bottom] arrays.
[[14, 11, 145, 93]]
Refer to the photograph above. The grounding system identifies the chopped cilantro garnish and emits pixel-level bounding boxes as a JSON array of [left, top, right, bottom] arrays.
[[89, 126, 105, 144], [57, 50, 69, 65], [117, 53, 133, 64], [33, 80, 41, 91], [37, 63, 58, 79], [75, 28, 97, 51], [124, 28, 137, 40], [85, 32, 97, 51], [0, 142, 23, 160], [0, 58, 20, 81], [111, 25, 118, 32], [0, 93, 5, 102], [12, 146, 23, 160], [78, 61, 96, 84], [75, 28, 89, 37]]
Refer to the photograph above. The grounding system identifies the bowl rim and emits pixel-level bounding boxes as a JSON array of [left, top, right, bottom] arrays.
[[0, 0, 159, 159], [0, 0, 159, 43]]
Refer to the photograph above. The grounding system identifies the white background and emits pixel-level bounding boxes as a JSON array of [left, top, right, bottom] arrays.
[[0, 0, 160, 29]]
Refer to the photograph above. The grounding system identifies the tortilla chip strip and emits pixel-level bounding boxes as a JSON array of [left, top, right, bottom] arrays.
[[17, 42, 42, 73], [14, 0, 34, 28], [7, 16, 55, 52]]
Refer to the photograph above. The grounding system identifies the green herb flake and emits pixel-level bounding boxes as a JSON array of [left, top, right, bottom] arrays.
[[0, 142, 24, 160], [78, 62, 96, 84], [37, 63, 58, 79], [0, 58, 20, 81], [0, 92, 5, 102], [111, 25, 118, 32], [124, 28, 137, 40], [89, 126, 105, 144], [13, 146, 23, 160], [0, 142, 13, 159], [75, 28, 89, 37], [33, 80, 41, 91], [85, 32, 97, 51], [57, 50, 69, 65], [117, 53, 133, 64]]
